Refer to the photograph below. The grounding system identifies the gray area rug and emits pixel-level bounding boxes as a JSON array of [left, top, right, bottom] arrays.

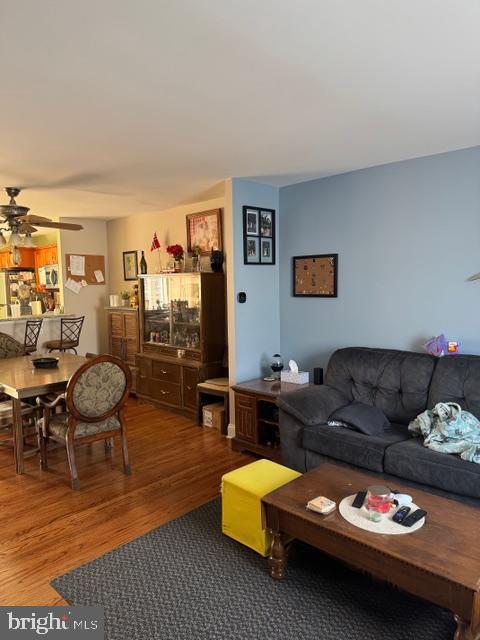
[[52, 500, 455, 640]]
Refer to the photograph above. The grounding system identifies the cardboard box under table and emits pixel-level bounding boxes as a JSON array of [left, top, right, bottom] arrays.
[[221, 459, 301, 556]]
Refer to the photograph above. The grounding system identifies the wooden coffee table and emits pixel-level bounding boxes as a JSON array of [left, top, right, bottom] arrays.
[[262, 463, 480, 640]]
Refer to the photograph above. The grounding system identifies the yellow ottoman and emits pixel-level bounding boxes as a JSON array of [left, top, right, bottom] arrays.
[[221, 459, 301, 556]]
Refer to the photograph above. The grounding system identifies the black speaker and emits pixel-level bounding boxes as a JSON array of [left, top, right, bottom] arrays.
[[313, 367, 323, 385]]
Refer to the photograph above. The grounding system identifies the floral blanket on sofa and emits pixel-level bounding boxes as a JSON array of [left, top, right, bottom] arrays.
[[408, 402, 480, 464]]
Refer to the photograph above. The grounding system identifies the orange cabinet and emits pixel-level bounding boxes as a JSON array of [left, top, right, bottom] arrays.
[[34, 244, 58, 287], [0, 247, 35, 269]]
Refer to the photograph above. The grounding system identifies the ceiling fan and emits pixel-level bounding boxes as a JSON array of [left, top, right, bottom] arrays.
[[0, 187, 83, 265]]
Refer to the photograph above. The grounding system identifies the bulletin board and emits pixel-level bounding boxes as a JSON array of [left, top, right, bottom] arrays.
[[293, 254, 338, 297], [65, 254, 106, 285]]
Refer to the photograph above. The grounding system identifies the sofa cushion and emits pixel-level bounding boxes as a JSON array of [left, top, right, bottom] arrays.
[[302, 422, 410, 473], [325, 347, 436, 425], [329, 401, 390, 435], [277, 385, 349, 427], [428, 355, 480, 421], [384, 437, 480, 499]]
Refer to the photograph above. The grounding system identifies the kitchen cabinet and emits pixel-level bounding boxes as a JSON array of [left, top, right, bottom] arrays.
[[0, 247, 35, 269]]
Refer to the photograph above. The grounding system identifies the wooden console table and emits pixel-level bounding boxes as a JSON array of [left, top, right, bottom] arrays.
[[231, 378, 309, 462]]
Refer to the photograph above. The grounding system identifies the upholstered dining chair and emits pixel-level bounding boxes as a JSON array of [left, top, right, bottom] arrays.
[[0, 332, 25, 359], [37, 354, 132, 490], [45, 316, 85, 354], [0, 332, 35, 447]]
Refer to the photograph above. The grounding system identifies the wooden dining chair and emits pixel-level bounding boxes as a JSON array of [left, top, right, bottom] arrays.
[[37, 354, 132, 490]]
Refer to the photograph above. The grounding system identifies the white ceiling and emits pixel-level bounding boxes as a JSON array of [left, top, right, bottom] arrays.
[[0, 0, 479, 219]]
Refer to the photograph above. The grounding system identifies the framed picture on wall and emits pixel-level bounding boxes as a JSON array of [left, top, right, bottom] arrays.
[[123, 250, 138, 281], [293, 253, 338, 297], [186, 208, 223, 255], [243, 206, 276, 265]]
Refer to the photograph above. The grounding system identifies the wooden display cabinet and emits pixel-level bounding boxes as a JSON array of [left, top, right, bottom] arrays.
[[107, 308, 139, 394], [231, 379, 310, 462], [136, 273, 226, 415]]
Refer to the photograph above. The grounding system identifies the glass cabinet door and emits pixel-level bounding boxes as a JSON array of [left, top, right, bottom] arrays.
[[169, 275, 201, 350], [143, 275, 171, 345], [142, 274, 201, 350]]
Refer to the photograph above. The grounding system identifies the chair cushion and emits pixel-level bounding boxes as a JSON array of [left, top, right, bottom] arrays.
[[384, 437, 480, 499], [45, 340, 77, 349], [277, 385, 349, 427], [325, 347, 436, 424], [40, 413, 120, 440], [329, 401, 390, 435], [303, 422, 410, 473]]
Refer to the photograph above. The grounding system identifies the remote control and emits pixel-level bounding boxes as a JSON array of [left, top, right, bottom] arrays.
[[352, 491, 366, 508], [400, 509, 427, 527], [392, 505, 411, 523]]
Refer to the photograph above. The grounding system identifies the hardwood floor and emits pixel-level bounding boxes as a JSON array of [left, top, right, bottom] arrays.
[[0, 398, 251, 605]]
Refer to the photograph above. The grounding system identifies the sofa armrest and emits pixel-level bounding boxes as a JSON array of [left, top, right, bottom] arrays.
[[276, 385, 349, 426], [277, 385, 349, 472], [278, 410, 308, 471]]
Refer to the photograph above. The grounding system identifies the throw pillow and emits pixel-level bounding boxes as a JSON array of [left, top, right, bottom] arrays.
[[328, 402, 390, 435]]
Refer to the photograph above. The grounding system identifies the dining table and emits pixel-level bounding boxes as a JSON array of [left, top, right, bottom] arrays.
[[0, 352, 88, 474]]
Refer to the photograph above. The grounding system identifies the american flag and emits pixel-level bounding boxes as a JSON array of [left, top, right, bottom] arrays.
[[150, 231, 161, 252]]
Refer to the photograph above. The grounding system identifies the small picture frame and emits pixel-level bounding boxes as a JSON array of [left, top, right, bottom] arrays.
[[243, 206, 276, 265], [293, 254, 338, 297], [260, 210, 273, 237], [245, 209, 259, 236], [123, 250, 138, 281], [245, 237, 260, 263], [186, 208, 223, 255]]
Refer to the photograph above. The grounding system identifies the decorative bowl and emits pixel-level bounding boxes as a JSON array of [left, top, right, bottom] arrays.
[[32, 357, 59, 369]]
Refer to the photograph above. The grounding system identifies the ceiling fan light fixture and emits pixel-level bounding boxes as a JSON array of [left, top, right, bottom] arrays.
[[23, 232, 35, 248], [11, 245, 21, 267], [9, 231, 21, 246]]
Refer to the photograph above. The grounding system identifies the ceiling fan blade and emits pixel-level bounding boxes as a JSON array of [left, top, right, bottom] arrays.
[[29, 220, 83, 231], [18, 223, 37, 234], [23, 214, 52, 223]]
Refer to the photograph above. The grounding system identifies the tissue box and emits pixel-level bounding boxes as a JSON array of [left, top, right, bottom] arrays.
[[281, 370, 309, 384]]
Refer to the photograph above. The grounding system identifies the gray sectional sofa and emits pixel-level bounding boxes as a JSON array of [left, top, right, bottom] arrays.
[[278, 347, 480, 506]]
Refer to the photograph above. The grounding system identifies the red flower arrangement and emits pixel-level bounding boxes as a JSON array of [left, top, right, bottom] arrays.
[[166, 244, 184, 260]]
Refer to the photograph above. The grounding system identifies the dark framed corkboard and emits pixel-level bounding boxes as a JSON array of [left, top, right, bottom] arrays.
[[293, 254, 338, 297]]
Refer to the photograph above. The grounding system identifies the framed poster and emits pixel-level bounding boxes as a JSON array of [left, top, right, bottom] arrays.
[[293, 254, 338, 297], [243, 206, 276, 265], [186, 208, 223, 255], [122, 250, 138, 281]]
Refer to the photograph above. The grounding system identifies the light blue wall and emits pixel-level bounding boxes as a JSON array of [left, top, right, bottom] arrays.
[[232, 178, 280, 382], [279, 146, 480, 372]]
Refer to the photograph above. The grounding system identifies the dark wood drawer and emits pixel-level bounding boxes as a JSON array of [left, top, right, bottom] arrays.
[[183, 367, 198, 409], [150, 379, 181, 406], [152, 360, 181, 383], [136, 356, 151, 378], [136, 373, 150, 397]]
